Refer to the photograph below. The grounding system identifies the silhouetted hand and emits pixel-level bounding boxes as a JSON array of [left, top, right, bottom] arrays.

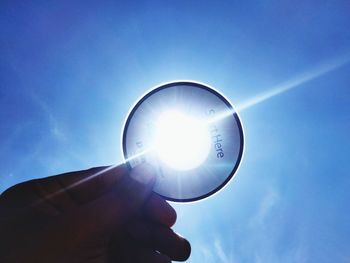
[[0, 164, 191, 263]]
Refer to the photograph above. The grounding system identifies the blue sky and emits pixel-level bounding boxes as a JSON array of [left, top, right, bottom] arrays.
[[1, 1, 350, 262]]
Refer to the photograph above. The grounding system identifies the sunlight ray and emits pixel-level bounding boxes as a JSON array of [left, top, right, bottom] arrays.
[[206, 54, 350, 125], [237, 54, 350, 111], [123, 148, 153, 163]]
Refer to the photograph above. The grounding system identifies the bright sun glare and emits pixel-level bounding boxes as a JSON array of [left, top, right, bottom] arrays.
[[154, 110, 211, 171]]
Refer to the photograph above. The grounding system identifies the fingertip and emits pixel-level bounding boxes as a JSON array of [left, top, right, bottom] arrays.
[[182, 238, 191, 261], [130, 163, 156, 186], [155, 227, 191, 261], [174, 236, 191, 261]]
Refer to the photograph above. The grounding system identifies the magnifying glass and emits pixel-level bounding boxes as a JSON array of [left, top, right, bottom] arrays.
[[122, 81, 244, 202]]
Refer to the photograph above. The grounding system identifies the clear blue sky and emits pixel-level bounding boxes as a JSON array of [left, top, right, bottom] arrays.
[[1, 1, 350, 262]]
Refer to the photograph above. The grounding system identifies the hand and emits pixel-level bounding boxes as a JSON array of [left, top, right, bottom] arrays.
[[0, 164, 191, 263]]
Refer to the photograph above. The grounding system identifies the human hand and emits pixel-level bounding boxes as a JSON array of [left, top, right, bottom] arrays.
[[0, 164, 191, 263]]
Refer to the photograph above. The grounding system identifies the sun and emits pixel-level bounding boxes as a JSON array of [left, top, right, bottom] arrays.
[[154, 110, 211, 171]]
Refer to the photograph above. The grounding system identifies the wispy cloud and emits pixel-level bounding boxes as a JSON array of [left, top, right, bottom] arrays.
[[291, 237, 308, 263], [214, 238, 234, 263], [250, 188, 279, 226], [190, 236, 236, 263], [198, 245, 215, 263], [29, 91, 67, 142]]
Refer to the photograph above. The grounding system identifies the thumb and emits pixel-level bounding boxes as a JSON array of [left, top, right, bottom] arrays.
[[62, 163, 156, 237]]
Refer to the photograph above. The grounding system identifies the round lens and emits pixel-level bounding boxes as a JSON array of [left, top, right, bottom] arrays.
[[122, 81, 244, 202]]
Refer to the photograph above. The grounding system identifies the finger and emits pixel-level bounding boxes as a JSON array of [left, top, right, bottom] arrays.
[[0, 179, 61, 218], [142, 193, 177, 227], [0, 164, 128, 211], [47, 164, 129, 204], [127, 220, 191, 261], [61, 164, 156, 237], [0, 177, 75, 216]]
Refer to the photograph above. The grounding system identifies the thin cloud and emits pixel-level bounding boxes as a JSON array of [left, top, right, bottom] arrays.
[[199, 245, 215, 263], [250, 188, 279, 226], [214, 238, 234, 263], [29, 91, 67, 142]]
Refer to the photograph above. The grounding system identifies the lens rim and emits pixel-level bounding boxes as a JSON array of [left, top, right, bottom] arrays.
[[122, 80, 244, 202]]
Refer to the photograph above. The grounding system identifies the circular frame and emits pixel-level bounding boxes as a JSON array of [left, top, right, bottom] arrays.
[[122, 80, 244, 202]]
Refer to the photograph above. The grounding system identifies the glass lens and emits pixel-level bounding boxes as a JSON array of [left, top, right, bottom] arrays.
[[122, 81, 244, 202]]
